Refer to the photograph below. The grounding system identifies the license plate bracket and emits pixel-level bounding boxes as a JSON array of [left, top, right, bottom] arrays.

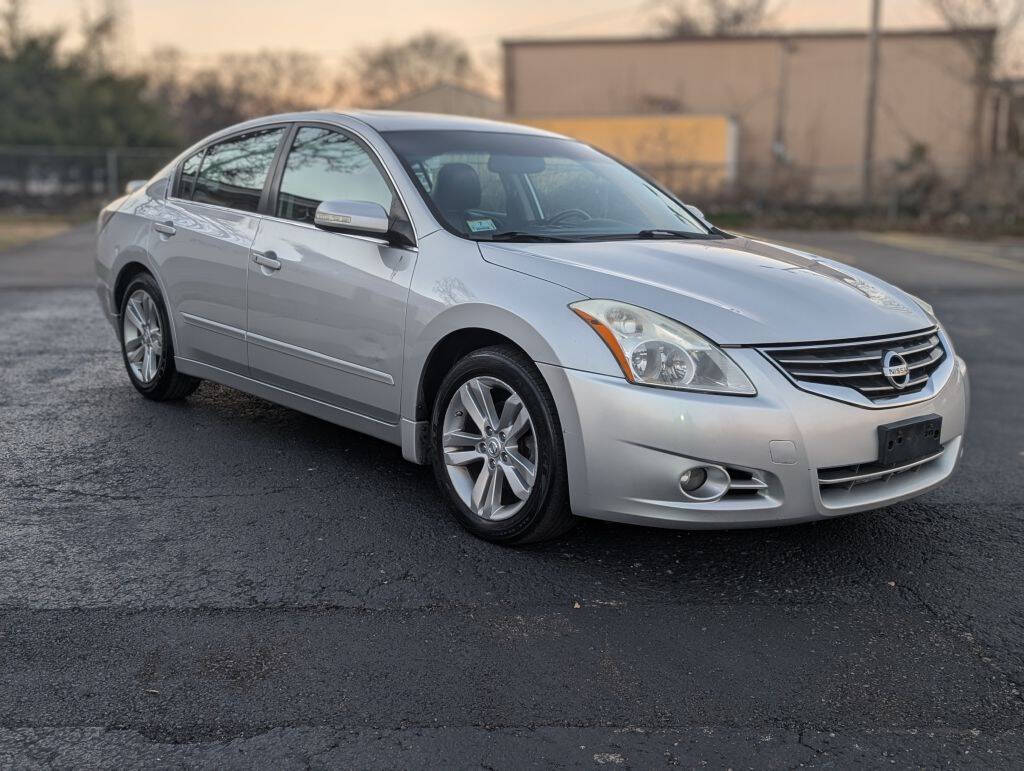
[[877, 414, 942, 467]]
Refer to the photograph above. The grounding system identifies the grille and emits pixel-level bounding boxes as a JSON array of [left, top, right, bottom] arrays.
[[759, 327, 946, 402], [723, 467, 768, 499], [818, 445, 947, 494]]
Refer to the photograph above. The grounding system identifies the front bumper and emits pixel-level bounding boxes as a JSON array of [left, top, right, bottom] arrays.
[[540, 348, 968, 529]]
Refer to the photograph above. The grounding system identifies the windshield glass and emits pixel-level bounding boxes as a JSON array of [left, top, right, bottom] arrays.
[[382, 130, 715, 242]]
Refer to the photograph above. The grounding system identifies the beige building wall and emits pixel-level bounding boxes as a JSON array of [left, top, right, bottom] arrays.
[[504, 30, 994, 198], [518, 114, 738, 194]]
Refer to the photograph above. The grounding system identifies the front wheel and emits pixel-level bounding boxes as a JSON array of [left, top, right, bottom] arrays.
[[430, 345, 575, 544]]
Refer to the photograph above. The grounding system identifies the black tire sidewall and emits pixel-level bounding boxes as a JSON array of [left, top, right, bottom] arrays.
[[119, 274, 175, 397], [430, 347, 567, 544]]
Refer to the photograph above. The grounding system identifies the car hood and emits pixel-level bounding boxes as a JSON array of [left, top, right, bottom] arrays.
[[480, 236, 932, 345]]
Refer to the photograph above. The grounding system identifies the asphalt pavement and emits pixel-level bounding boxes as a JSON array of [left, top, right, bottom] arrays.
[[1, 225, 1023, 768]]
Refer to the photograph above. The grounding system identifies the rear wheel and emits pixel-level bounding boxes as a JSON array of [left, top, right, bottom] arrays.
[[430, 345, 575, 544], [119, 273, 200, 401]]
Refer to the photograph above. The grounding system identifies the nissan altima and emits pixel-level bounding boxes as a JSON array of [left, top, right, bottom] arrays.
[[95, 111, 968, 543]]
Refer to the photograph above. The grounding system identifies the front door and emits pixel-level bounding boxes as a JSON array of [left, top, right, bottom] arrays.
[[245, 125, 418, 424], [150, 126, 286, 375]]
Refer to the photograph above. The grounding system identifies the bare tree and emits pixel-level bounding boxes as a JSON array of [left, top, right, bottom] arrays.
[[654, 0, 779, 36], [1, 0, 24, 51], [927, 0, 1023, 68], [72, 0, 127, 73], [925, 0, 1024, 162], [351, 31, 480, 106], [218, 51, 343, 115], [145, 49, 346, 142]]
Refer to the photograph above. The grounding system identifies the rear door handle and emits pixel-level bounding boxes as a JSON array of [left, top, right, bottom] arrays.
[[252, 251, 281, 271], [153, 222, 176, 236]]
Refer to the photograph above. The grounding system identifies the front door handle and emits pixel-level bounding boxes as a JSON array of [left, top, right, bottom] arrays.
[[153, 222, 176, 236], [252, 251, 282, 271]]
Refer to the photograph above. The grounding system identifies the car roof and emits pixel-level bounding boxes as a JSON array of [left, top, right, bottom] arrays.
[[343, 110, 564, 136], [225, 109, 567, 139]]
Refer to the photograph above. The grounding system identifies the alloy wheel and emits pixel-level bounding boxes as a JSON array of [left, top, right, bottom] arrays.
[[441, 376, 539, 521], [122, 288, 163, 384]]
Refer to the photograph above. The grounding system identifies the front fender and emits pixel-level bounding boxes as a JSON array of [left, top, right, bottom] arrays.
[[399, 231, 625, 461]]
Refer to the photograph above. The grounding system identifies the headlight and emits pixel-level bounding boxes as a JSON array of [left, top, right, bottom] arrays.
[[570, 299, 756, 395], [907, 294, 955, 353], [908, 293, 935, 317]]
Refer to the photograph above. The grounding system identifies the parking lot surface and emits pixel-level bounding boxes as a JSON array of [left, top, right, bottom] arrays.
[[1, 226, 1023, 767]]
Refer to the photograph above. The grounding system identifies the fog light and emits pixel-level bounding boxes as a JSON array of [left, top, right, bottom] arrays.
[[679, 467, 708, 493], [678, 464, 731, 502]]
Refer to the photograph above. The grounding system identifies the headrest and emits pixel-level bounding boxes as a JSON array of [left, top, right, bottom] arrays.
[[433, 162, 482, 213]]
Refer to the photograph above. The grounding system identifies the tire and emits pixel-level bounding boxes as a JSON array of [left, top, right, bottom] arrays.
[[118, 272, 200, 401], [430, 345, 575, 544]]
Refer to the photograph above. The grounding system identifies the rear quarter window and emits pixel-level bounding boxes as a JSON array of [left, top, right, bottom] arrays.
[[191, 128, 285, 212]]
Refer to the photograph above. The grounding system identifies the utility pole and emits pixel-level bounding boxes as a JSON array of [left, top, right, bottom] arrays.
[[861, 0, 882, 207], [772, 38, 795, 165]]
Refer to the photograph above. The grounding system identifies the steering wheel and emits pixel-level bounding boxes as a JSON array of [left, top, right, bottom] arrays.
[[545, 208, 592, 227]]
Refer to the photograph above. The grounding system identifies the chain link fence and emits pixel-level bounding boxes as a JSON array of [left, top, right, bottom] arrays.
[[639, 157, 1024, 228], [0, 146, 178, 209], [2, 146, 1021, 229]]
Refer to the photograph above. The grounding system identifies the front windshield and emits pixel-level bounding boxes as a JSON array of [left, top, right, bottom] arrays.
[[382, 129, 716, 242]]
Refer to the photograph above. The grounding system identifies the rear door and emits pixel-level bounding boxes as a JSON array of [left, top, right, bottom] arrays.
[[245, 124, 418, 424], [150, 126, 286, 375]]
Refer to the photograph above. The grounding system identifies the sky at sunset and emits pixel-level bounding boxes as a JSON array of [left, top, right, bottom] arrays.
[[28, 0, 955, 63]]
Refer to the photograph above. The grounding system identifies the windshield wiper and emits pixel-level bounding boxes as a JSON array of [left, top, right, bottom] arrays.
[[576, 229, 717, 241], [632, 229, 712, 239], [482, 231, 577, 243]]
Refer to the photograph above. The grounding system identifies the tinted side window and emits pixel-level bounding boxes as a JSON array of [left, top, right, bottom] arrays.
[[192, 128, 285, 212], [176, 151, 202, 199], [276, 127, 394, 224]]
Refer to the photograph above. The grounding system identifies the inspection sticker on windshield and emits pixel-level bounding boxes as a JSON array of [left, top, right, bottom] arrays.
[[467, 218, 496, 232]]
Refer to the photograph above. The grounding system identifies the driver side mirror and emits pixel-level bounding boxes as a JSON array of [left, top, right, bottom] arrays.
[[314, 199, 416, 250], [314, 200, 390, 235]]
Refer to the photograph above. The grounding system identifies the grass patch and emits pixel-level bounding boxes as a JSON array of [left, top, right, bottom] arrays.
[[0, 213, 92, 252]]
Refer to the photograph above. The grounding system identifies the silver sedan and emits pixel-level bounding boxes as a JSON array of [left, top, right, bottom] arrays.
[[96, 111, 968, 543]]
